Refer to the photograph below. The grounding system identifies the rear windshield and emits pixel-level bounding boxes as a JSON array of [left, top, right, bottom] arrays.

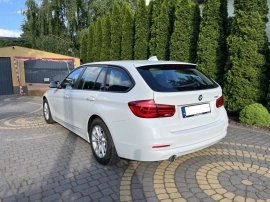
[[137, 65, 218, 92]]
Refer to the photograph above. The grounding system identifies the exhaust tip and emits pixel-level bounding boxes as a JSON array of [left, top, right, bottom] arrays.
[[168, 155, 177, 162]]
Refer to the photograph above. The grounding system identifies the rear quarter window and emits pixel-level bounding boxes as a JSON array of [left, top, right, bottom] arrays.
[[137, 65, 218, 92]]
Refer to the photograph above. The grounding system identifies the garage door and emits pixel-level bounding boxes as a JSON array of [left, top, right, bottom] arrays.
[[0, 57, 13, 95], [24, 60, 74, 83]]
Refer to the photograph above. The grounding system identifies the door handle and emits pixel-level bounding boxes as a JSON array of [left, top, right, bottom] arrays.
[[86, 96, 96, 101], [64, 94, 69, 99]]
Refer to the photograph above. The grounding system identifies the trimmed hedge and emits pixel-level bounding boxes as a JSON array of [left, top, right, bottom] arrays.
[[239, 103, 270, 126]]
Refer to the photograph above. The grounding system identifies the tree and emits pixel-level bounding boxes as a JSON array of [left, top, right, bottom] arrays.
[[110, 2, 122, 60], [149, 0, 164, 56], [196, 0, 228, 83], [134, 0, 150, 60], [21, 0, 40, 48], [155, 2, 170, 60], [100, 13, 111, 61], [223, 0, 268, 113], [87, 23, 95, 62], [80, 30, 88, 63], [89, 0, 137, 22], [170, 0, 200, 63], [121, 3, 134, 60], [92, 18, 102, 61]]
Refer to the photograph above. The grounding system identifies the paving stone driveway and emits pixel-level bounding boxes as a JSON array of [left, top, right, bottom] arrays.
[[0, 95, 270, 202]]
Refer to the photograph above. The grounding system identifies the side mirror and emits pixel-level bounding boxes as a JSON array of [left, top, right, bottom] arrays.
[[49, 81, 59, 88]]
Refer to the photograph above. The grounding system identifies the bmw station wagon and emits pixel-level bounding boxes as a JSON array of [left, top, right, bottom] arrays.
[[43, 57, 228, 165]]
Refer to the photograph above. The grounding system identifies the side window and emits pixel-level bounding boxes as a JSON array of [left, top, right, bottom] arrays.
[[106, 67, 132, 92], [61, 68, 83, 89], [93, 68, 106, 90], [78, 66, 103, 90]]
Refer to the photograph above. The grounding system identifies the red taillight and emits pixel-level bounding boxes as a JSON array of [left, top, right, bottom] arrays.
[[128, 100, 175, 118], [216, 96, 224, 108]]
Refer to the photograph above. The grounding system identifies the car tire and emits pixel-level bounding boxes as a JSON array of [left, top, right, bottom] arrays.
[[43, 99, 55, 124], [90, 118, 119, 165]]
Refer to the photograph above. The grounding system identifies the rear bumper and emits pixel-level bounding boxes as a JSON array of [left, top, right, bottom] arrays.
[[108, 109, 228, 161]]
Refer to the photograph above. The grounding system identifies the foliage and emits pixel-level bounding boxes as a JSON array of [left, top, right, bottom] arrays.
[[223, 0, 268, 113], [155, 2, 170, 60], [110, 2, 122, 60], [197, 0, 228, 83], [100, 13, 111, 61], [0, 39, 31, 48], [149, 0, 164, 56], [121, 3, 134, 60], [37, 35, 73, 56], [92, 18, 102, 61], [134, 0, 150, 60], [21, 0, 39, 48], [21, 0, 137, 57], [170, 0, 200, 63], [239, 103, 270, 126], [90, 0, 137, 22], [80, 30, 88, 63], [87, 23, 95, 62], [165, 0, 177, 36]]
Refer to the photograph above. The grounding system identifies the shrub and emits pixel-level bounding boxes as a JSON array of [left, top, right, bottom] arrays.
[[239, 103, 270, 126], [223, 0, 268, 113]]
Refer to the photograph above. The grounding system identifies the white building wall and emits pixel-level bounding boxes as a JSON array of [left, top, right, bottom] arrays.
[[227, 0, 270, 41]]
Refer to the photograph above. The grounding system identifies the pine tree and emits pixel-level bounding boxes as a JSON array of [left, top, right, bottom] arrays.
[[80, 31, 88, 63], [149, 0, 164, 56], [223, 0, 268, 113], [165, 0, 177, 37], [92, 18, 102, 61], [110, 2, 122, 60], [100, 13, 111, 61], [121, 3, 134, 60], [87, 23, 94, 62], [155, 2, 170, 60], [170, 0, 200, 63], [134, 0, 150, 60], [197, 0, 227, 83]]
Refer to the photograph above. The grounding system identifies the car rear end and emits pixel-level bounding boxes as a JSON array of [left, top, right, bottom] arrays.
[[110, 62, 228, 161]]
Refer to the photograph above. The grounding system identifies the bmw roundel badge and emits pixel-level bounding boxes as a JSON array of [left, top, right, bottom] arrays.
[[198, 95, 203, 101]]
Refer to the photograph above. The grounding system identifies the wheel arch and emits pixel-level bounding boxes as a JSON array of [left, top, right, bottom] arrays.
[[87, 115, 118, 151]]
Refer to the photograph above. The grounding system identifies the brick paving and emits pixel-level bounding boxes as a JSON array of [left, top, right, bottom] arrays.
[[0, 95, 270, 202]]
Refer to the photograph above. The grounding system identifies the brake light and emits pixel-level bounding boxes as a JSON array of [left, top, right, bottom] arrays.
[[128, 100, 175, 118], [216, 96, 224, 108]]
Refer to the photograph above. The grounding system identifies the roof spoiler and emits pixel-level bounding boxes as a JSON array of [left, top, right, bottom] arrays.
[[148, 56, 158, 61]]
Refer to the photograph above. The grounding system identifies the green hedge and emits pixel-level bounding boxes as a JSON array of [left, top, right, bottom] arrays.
[[239, 103, 270, 126]]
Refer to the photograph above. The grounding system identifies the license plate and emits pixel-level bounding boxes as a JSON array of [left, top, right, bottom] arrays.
[[182, 103, 211, 118]]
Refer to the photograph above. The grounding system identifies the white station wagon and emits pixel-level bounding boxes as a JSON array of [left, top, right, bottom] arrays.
[[43, 57, 228, 165]]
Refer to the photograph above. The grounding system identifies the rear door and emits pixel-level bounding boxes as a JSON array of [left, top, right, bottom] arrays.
[[67, 66, 105, 139], [137, 65, 223, 132]]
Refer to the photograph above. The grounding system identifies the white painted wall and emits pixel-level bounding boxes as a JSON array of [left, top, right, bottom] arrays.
[[227, 0, 270, 41]]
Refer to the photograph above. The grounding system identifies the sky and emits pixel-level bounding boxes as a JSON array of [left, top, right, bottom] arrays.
[[0, 0, 150, 38], [0, 0, 26, 37]]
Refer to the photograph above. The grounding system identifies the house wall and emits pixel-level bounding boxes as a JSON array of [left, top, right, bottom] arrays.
[[227, 0, 270, 41], [0, 46, 80, 94]]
